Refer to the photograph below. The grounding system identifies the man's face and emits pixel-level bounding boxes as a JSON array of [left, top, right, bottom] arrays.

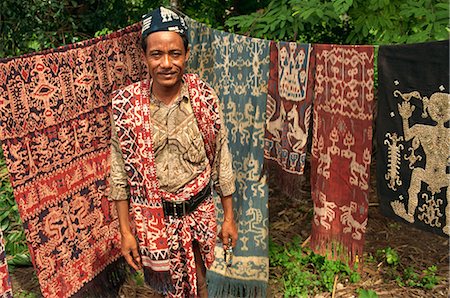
[[144, 31, 189, 91]]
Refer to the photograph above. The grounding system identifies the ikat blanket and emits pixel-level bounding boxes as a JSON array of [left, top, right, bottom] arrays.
[[264, 41, 315, 195], [0, 23, 147, 297], [187, 18, 270, 297], [310, 44, 374, 264], [377, 40, 449, 237], [0, 230, 12, 298]]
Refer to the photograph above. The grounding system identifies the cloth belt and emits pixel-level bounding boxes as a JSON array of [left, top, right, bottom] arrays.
[[162, 183, 212, 218]]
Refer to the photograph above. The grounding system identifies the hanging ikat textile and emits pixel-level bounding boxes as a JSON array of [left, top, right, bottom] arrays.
[[208, 29, 270, 298], [264, 41, 314, 195], [310, 44, 374, 263], [377, 40, 449, 237], [185, 18, 215, 81], [0, 230, 12, 298], [187, 18, 271, 297], [0, 23, 147, 297]]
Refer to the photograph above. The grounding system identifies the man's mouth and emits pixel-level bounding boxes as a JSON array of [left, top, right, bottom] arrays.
[[158, 72, 176, 77]]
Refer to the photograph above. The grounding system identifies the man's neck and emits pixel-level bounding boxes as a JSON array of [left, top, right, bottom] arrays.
[[151, 81, 182, 106]]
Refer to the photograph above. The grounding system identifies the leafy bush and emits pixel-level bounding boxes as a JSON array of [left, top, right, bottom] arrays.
[[225, 0, 449, 44], [0, 0, 168, 57], [269, 237, 360, 297]]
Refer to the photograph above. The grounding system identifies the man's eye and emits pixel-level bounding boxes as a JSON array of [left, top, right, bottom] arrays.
[[150, 52, 161, 57], [171, 52, 181, 57]]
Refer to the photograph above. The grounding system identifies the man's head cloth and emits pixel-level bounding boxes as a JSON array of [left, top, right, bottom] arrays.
[[141, 7, 188, 39]]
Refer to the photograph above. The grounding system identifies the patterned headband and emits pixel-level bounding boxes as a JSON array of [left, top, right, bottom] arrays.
[[141, 7, 188, 39]]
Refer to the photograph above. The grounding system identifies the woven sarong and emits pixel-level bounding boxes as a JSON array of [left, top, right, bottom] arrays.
[[112, 74, 220, 297], [0, 23, 147, 297], [377, 40, 449, 237], [0, 230, 12, 298], [264, 41, 315, 195], [187, 19, 270, 297], [310, 44, 374, 264]]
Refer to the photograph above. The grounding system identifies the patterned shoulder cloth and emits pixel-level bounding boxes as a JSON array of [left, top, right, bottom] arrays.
[[111, 73, 222, 292]]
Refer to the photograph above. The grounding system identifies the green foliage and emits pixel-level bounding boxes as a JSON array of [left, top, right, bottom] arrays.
[[395, 265, 440, 289], [225, 0, 449, 44], [376, 247, 399, 266], [132, 269, 145, 286], [14, 290, 38, 298], [357, 288, 378, 298], [375, 247, 440, 290], [0, 148, 31, 267], [269, 237, 360, 297], [0, 0, 167, 57]]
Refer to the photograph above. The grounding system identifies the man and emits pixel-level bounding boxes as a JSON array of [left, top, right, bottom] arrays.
[[109, 7, 238, 297]]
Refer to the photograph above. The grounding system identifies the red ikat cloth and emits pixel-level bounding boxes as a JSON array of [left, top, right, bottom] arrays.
[[310, 44, 374, 264], [0, 23, 147, 297]]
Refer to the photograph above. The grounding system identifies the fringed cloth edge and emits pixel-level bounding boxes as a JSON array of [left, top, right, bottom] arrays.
[[71, 257, 128, 298], [310, 232, 364, 268], [207, 271, 268, 298]]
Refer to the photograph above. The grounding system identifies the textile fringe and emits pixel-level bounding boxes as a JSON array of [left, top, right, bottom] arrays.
[[207, 271, 267, 298], [309, 232, 364, 268], [143, 267, 173, 295], [72, 258, 128, 298]]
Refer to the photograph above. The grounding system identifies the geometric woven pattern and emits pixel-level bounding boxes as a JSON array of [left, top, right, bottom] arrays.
[[0, 23, 147, 297], [112, 74, 222, 296]]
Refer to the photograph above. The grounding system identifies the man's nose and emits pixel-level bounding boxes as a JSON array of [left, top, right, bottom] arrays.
[[161, 54, 171, 67]]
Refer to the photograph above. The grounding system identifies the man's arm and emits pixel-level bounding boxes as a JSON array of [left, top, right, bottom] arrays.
[[110, 120, 141, 270], [115, 200, 141, 270], [211, 96, 238, 248], [219, 195, 238, 249]]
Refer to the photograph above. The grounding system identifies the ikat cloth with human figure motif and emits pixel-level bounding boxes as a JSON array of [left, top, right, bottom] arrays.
[[0, 23, 147, 297], [310, 44, 374, 264], [377, 40, 450, 237], [0, 229, 12, 298], [187, 18, 270, 297]]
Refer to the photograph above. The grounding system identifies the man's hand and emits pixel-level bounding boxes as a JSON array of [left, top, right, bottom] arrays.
[[121, 232, 141, 271], [219, 217, 238, 249]]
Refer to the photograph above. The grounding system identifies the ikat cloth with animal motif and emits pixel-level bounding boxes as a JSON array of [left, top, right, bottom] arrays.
[[187, 18, 270, 297], [377, 40, 450, 237], [0, 229, 12, 298], [310, 44, 374, 264], [264, 41, 314, 175], [0, 23, 147, 297]]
